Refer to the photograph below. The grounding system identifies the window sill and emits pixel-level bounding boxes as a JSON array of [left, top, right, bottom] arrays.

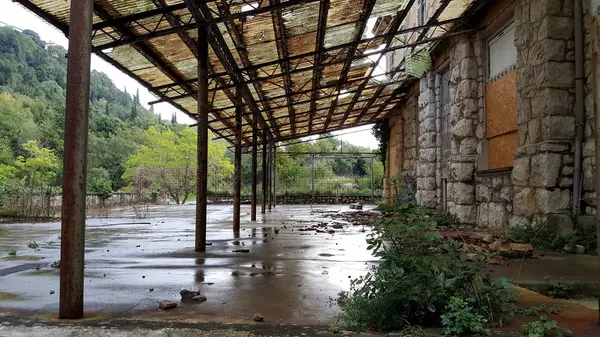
[[475, 167, 513, 177]]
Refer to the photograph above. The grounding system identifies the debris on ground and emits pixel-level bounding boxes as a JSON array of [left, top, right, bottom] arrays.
[[324, 210, 381, 227], [253, 313, 264, 322], [180, 286, 201, 299], [158, 300, 177, 310], [232, 249, 250, 253], [349, 203, 363, 210], [192, 295, 207, 302], [441, 230, 535, 260]]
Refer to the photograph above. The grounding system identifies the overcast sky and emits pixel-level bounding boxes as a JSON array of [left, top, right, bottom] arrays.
[[0, 1, 379, 149]]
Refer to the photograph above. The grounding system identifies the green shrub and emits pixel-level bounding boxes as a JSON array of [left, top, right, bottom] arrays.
[[547, 281, 575, 299], [441, 297, 490, 336], [27, 241, 38, 249], [340, 202, 517, 331], [510, 218, 596, 254], [8, 250, 16, 256], [521, 315, 572, 337], [50, 260, 60, 268]]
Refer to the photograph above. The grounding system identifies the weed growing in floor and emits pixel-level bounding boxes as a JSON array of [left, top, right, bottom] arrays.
[[27, 241, 38, 249], [547, 281, 575, 299], [518, 304, 561, 316], [8, 250, 16, 256], [509, 218, 597, 254], [50, 260, 60, 268], [520, 315, 572, 337], [441, 297, 490, 336], [340, 201, 517, 331]]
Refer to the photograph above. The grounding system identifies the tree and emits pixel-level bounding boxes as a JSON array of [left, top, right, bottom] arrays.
[[171, 112, 177, 124], [13, 140, 60, 190]]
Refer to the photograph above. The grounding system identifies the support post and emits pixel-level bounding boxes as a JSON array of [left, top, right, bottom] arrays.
[[311, 153, 316, 205], [267, 143, 272, 212], [251, 115, 258, 221], [60, 0, 94, 319], [233, 86, 242, 231], [195, 25, 209, 252], [262, 141, 267, 214], [591, 0, 600, 323], [273, 143, 277, 208], [371, 156, 375, 202]]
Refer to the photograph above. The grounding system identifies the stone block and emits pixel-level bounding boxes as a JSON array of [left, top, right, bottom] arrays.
[[513, 187, 537, 215], [451, 182, 475, 204], [419, 148, 436, 162], [421, 117, 436, 133], [477, 184, 491, 202], [417, 163, 436, 178], [512, 157, 531, 186], [461, 58, 477, 79], [547, 16, 574, 40], [488, 202, 508, 229], [583, 157, 595, 191], [453, 119, 473, 139], [418, 190, 437, 208], [538, 142, 569, 152], [535, 188, 570, 213], [547, 62, 574, 89], [478, 203, 489, 227], [528, 119, 541, 143], [417, 177, 436, 190], [547, 39, 566, 62], [460, 137, 478, 155], [500, 186, 512, 203], [583, 141, 595, 158], [562, 165, 573, 176], [559, 177, 573, 188], [452, 204, 477, 224], [530, 153, 561, 187], [542, 116, 575, 140], [418, 133, 437, 149], [508, 215, 530, 228], [450, 162, 474, 182]]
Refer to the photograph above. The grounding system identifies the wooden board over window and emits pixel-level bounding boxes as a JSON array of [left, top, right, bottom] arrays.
[[486, 22, 517, 170]]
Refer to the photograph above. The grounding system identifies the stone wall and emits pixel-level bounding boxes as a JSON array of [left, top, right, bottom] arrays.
[[386, 0, 592, 230], [510, 0, 577, 226]]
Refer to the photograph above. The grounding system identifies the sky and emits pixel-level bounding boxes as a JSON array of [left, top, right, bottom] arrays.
[[0, 1, 379, 149]]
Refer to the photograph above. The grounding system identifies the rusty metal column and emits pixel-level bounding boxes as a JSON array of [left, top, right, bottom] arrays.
[[273, 143, 277, 208], [233, 86, 242, 231], [262, 141, 267, 214], [195, 25, 209, 252], [251, 114, 258, 221], [267, 143, 272, 212], [59, 0, 94, 319]]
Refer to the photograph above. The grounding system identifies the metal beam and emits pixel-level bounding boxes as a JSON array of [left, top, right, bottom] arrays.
[[251, 112, 258, 222], [60, 0, 93, 319], [337, 0, 415, 128], [262, 141, 267, 214], [267, 143, 272, 212], [322, 0, 376, 131], [149, 19, 463, 100], [270, 0, 296, 134], [308, 0, 330, 134], [233, 86, 242, 231], [195, 25, 209, 252], [94, 0, 321, 51]]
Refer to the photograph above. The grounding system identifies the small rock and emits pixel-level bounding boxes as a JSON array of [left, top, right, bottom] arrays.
[[159, 300, 177, 310], [327, 229, 335, 234], [575, 244, 586, 254], [274, 229, 280, 234], [142, 275, 145, 279], [481, 234, 495, 244], [331, 224, 344, 229], [231, 270, 242, 276], [149, 288, 154, 292], [136, 245, 141, 248], [192, 295, 207, 302], [253, 313, 264, 322], [180, 286, 201, 299], [49, 290, 55, 294], [489, 241, 502, 252], [564, 244, 575, 253]]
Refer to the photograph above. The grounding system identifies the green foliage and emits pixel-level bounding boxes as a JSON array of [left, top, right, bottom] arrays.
[[441, 297, 490, 336], [372, 118, 389, 166], [520, 315, 572, 337], [27, 241, 38, 249], [546, 281, 575, 299], [8, 250, 16, 256], [519, 305, 561, 316], [50, 260, 60, 268], [510, 218, 597, 254], [14, 140, 59, 189], [340, 201, 517, 331], [88, 167, 113, 198]]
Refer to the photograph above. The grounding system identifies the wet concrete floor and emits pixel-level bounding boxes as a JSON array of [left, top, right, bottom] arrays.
[[0, 204, 376, 325]]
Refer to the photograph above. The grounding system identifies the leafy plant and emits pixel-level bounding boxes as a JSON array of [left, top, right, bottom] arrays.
[[441, 297, 490, 336], [518, 304, 560, 316], [340, 201, 517, 331], [27, 241, 38, 249], [50, 260, 60, 268], [8, 250, 16, 256], [520, 315, 572, 337], [547, 281, 575, 299]]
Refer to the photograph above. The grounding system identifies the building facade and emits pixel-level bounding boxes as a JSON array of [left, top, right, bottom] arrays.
[[385, 0, 596, 230]]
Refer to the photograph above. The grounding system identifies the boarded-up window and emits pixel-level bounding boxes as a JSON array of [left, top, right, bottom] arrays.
[[486, 22, 517, 169]]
